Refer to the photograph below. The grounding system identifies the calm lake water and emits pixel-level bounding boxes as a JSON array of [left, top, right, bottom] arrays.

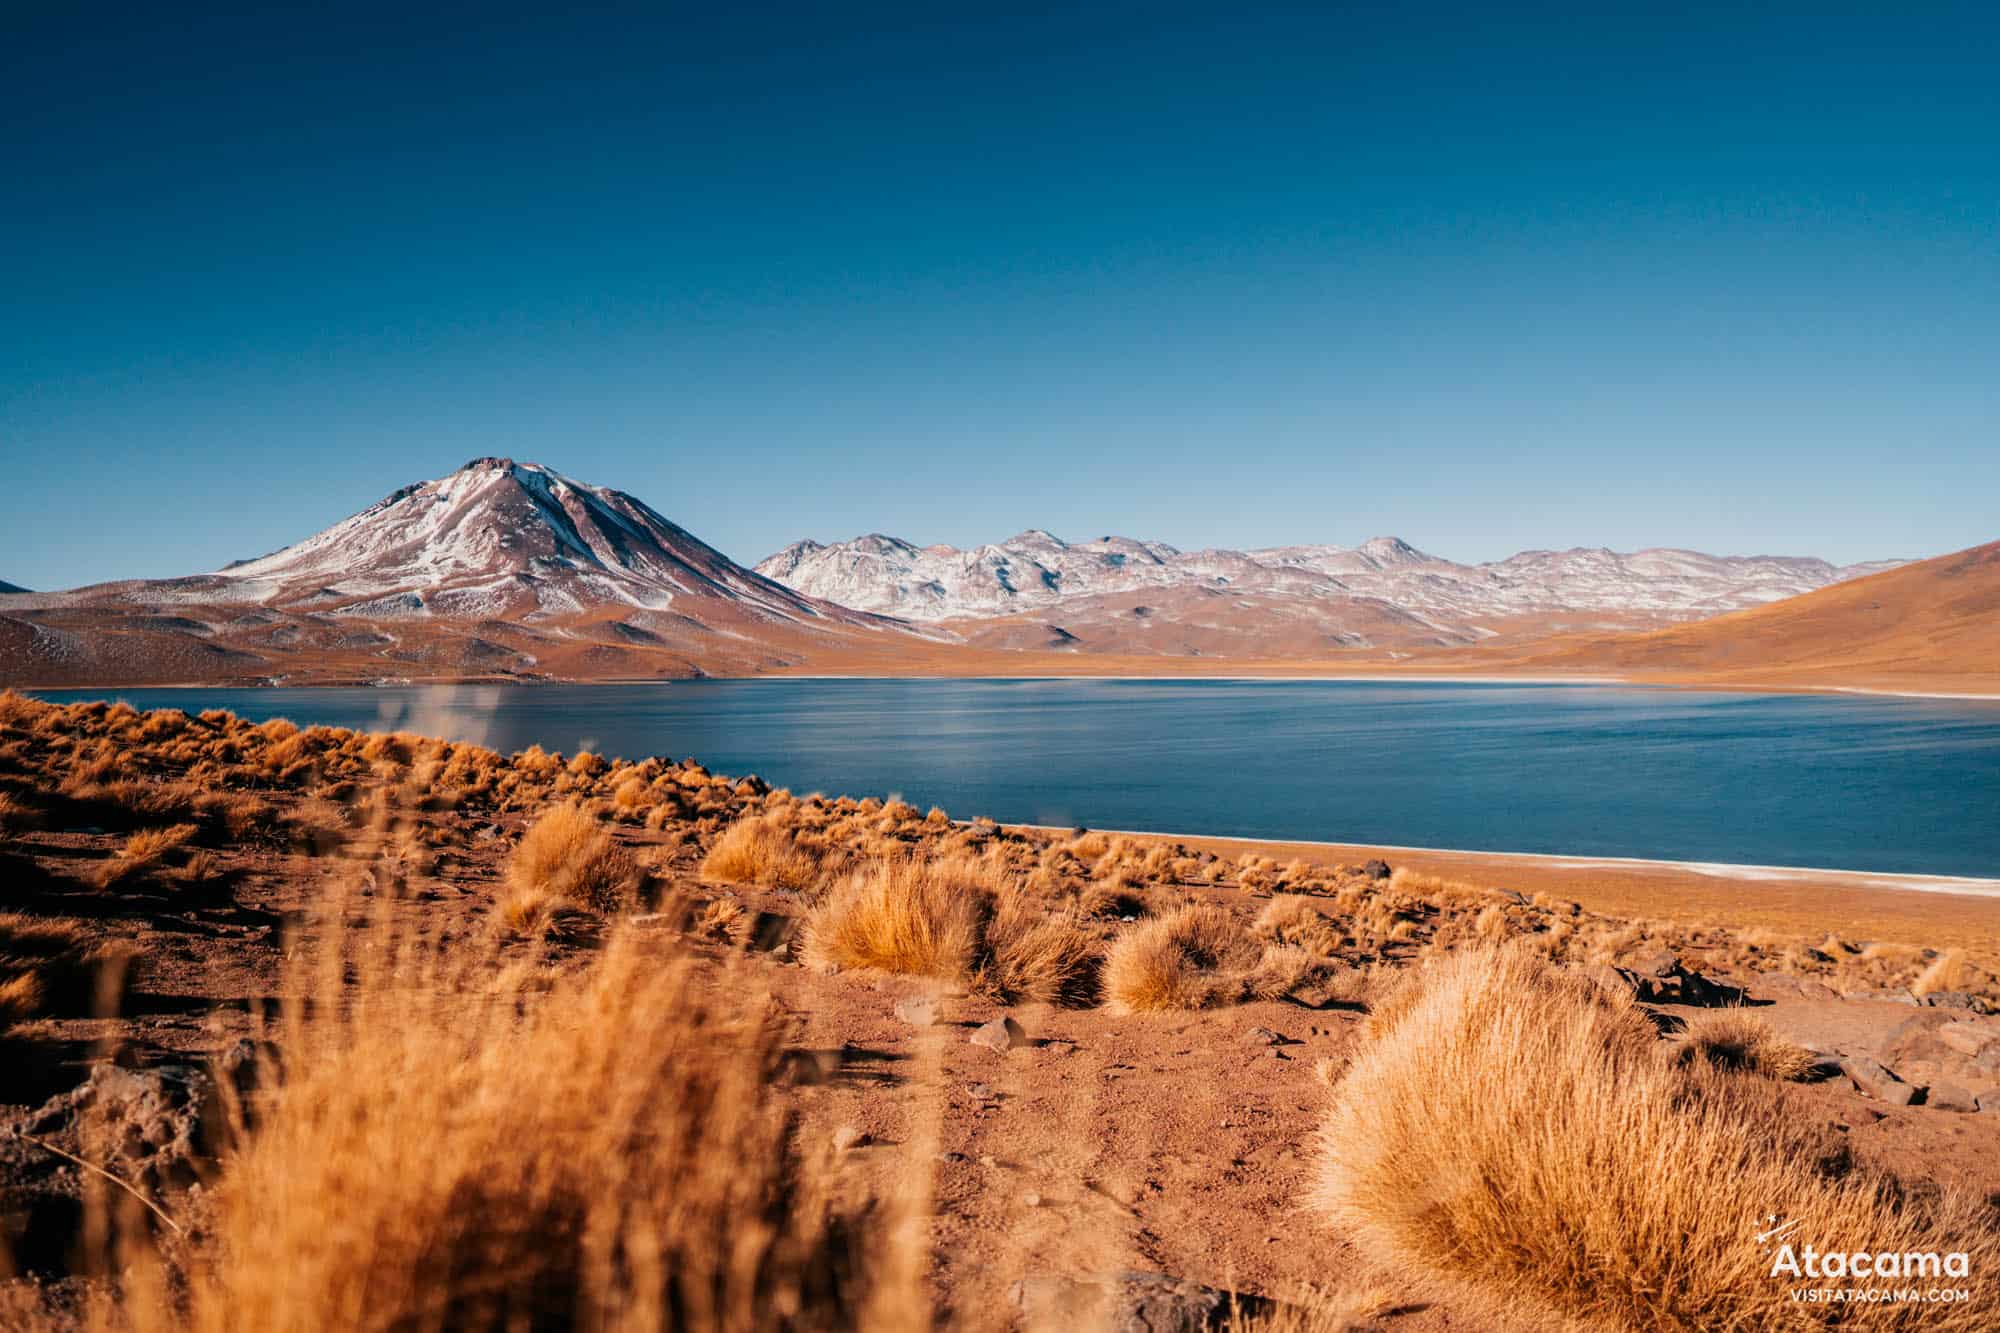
[[34, 680, 2000, 878]]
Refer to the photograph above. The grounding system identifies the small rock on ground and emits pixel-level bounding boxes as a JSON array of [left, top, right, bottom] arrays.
[[1926, 1082, 1977, 1113], [970, 1015, 1026, 1052], [1841, 1055, 1917, 1107], [1008, 1270, 1276, 1333]]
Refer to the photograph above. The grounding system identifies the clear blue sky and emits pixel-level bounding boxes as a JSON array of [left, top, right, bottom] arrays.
[[3, 2, 1995, 590]]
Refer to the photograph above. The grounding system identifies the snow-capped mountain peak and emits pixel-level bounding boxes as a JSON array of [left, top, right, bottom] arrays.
[[753, 528, 1901, 631], [214, 457, 863, 623]]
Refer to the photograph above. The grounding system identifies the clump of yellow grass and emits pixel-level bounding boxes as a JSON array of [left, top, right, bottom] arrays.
[[701, 812, 833, 894], [95, 823, 199, 887], [802, 851, 1099, 1005], [1314, 944, 2000, 1330], [0, 912, 135, 1029], [1103, 904, 1334, 1012], [502, 801, 638, 927], [1674, 1009, 1818, 1082], [10, 902, 924, 1331]]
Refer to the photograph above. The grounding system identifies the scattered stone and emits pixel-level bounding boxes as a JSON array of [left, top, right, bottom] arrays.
[[1041, 1039, 1077, 1057], [1630, 950, 1680, 978], [1840, 1055, 1916, 1106], [893, 996, 939, 1027], [1008, 1271, 1274, 1333], [1592, 956, 1746, 1007], [1976, 1092, 2000, 1115], [966, 1082, 996, 1101], [1926, 1082, 1977, 1113], [1243, 1027, 1288, 1047], [1361, 859, 1391, 881], [1022, 1191, 1042, 1207], [970, 1015, 1026, 1052], [8, 1040, 266, 1196], [979, 1154, 998, 1168], [831, 1125, 870, 1152], [745, 911, 794, 952], [1922, 991, 1984, 1012], [776, 1049, 842, 1086], [937, 1151, 971, 1164], [1938, 1023, 1994, 1058], [1798, 980, 1842, 1002], [1878, 1010, 1973, 1072]]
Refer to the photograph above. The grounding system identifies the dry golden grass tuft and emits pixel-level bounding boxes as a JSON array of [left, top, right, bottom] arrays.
[[504, 801, 639, 925], [1912, 947, 1989, 997], [803, 850, 1100, 1004], [692, 895, 749, 943], [0, 912, 135, 1028], [803, 856, 985, 983], [1103, 905, 1331, 1012], [0, 688, 41, 727], [1255, 895, 1349, 957], [11, 904, 925, 1331], [1315, 944, 2000, 1330], [702, 812, 834, 894], [1674, 1009, 1819, 1082], [983, 882, 1102, 1007], [192, 790, 275, 839], [94, 823, 199, 887], [0, 790, 38, 832]]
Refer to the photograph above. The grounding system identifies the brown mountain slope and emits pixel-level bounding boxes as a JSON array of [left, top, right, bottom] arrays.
[[1507, 538, 2000, 693]]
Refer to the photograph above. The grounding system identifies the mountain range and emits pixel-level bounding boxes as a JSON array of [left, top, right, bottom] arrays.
[[0, 458, 1986, 693], [755, 529, 1900, 655]]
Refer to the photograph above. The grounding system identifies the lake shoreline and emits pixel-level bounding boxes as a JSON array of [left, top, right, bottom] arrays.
[[1017, 822, 2000, 898], [1070, 826, 2000, 954], [13, 682, 2000, 952], [22, 679, 2000, 889], [13, 669, 1999, 702]]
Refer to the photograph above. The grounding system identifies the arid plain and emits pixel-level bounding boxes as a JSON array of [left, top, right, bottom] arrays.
[[4, 690, 2000, 1330]]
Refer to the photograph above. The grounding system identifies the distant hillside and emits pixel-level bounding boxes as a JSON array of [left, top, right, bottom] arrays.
[[0, 581, 28, 595], [1513, 539, 2000, 692]]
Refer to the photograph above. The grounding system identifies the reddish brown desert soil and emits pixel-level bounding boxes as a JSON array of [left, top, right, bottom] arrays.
[[4, 694, 2000, 1329]]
